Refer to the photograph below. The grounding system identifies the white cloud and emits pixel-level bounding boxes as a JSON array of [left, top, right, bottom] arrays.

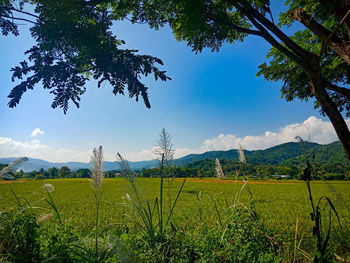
[[31, 128, 44, 137], [123, 148, 156, 162], [0, 137, 90, 162], [122, 146, 202, 162], [199, 116, 350, 152]]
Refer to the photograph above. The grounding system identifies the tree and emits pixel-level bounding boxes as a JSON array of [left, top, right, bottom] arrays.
[[15, 169, 24, 179], [0, 0, 170, 113], [47, 167, 58, 179], [115, 0, 350, 161], [39, 167, 48, 178], [3, 1, 350, 161], [196, 169, 203, 179], [76, 168, 91, 178], [34, 174, 45, 180], [0, 163, 8, 172], [58, 166, 71, 178]]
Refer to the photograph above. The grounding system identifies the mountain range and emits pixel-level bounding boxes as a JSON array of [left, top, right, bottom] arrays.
[[0, 141, 348, 172]]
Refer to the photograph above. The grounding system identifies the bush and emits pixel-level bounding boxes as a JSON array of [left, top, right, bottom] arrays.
[[39, 222, 80, 263], [0, 209, 41, 262], [192, 209, 276, 262], [34, 174, 46, 180], [122, 209, 277, 262]]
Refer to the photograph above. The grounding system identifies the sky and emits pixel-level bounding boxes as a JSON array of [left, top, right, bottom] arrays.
[[1, 3, 349, 163]]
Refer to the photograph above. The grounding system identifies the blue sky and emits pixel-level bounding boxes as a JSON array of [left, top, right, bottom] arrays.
[[0, 3, 348, 162]]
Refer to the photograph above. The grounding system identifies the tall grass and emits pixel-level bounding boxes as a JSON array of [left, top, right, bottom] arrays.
[[296, 136, 344, 262], [215, 158, 225, 179], [117, 152, 186, 259], [238, 144, 246, 164], [43, 183, 62, 225], [89, 146, 105, 261], [117, 129, 187, 261], [0, 157, 28, 180]]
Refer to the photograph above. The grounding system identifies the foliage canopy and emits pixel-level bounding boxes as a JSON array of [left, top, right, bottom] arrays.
[[0, 0, 170, 113], [1, 0, 350, 160], [112, 0, 350, 160]]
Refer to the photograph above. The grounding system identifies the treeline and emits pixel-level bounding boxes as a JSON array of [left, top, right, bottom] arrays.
[[0, 165, 119, 180], [138, 159, 350, 180], [138, 166, 200, 178], [1, 158, 349, 181], [185, 159, 350, 180]]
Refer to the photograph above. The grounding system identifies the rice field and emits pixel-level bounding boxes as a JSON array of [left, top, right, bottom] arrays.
[[1, 178, 349, 243]]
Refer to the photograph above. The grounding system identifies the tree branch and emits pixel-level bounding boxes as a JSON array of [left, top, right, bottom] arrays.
[[290, 8, 350, 66], [233, 3, 310, 71], [124, 16, 148, 25], [319, 0, 350, 37], [1, 15, 37, 24], [78, 66, 96, 73], [0, 6, 40, 19], [239, 1, 311, 61], [323, 79, 350, 99], [204, 11, 262, 36]]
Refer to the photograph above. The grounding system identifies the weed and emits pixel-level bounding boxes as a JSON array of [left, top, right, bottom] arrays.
[[297, 136, 343, 262], [0, 208, 40, 262]]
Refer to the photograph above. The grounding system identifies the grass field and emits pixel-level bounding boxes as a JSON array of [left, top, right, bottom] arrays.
[[1, 178, 350, 261], [1, 178, 349, 238]]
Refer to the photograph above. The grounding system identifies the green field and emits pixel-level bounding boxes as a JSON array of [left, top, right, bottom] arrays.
[[1, 178, 350, 261], [1, 178, 349, 238]]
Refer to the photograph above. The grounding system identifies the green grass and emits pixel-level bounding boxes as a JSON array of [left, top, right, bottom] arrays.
[[1, 178, 350, 256]]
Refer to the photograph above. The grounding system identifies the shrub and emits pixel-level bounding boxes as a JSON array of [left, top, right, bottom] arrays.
[[0, 209, 41, 262], [34, 174, 45, 180], [192, 209, 276, 262], [121, 208, 277, 262], [39, 222, 80, 263]]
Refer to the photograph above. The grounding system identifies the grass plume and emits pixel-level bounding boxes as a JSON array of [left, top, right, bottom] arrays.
[[90, 146, 105, 261], [90, 146, 104, 191], [0, 157, 28, 179], [215, 158, 225, 179], [238, 144, 246, 164]]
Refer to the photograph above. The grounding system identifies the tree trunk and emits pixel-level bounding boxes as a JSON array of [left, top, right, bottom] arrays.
[[237, 2, 350, 162], [290, 8, 350, 66], [319, 0, 350, 38], [308, 57, 350, 162]]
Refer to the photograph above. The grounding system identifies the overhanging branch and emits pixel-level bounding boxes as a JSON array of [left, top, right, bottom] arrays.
[[233, 2, 310, 71], [323, 79, 350, 99], [2, 15, 37, 24], [0, 6, 40, 19], [204, 11, 262, 36], [239, 1, 311, 62]]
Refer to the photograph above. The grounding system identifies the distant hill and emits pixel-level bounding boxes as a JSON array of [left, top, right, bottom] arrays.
[[175, 141, 348, 166], [173, 149, 240, 166], [280, 141, 349, 166], [0, 141, 348, 172], [247, 142, 321, 165], [0, 157, 158, 172]]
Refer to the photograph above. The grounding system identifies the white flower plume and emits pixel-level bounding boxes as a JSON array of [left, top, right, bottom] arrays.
[[0, 157, 28, 179], [238, 144, 246, 164], [43, 183, 55, 193], [90, 146, 104, 191], [215, 158, 225, 179]]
